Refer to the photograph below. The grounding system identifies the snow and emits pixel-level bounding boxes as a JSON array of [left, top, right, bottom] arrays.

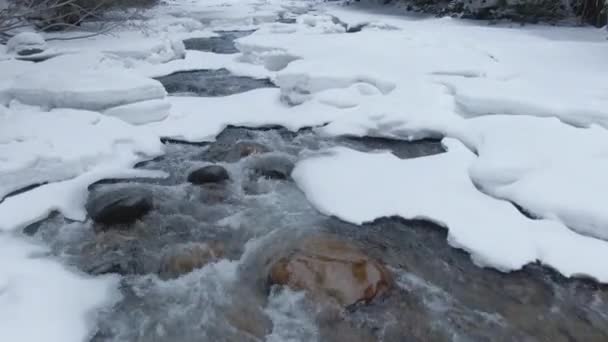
[[0, 234, 119, 342], [5, 65, 167, 111], [292, 141, 608, 281], [148, 89, 339, 142], [6, 32, 46, 55], [103, 98, 170, 125], [465, 115, 608, 241], [0, 104, 164, 201]]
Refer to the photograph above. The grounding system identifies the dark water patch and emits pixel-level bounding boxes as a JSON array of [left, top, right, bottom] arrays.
[[183, 30, 255, 54], [337, 135, 446, 159], [155, 68, 275, 96], [160, 137, 210, 146]]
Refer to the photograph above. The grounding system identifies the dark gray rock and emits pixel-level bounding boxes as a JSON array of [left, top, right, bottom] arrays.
[[86, 188, 153, 226], [188, 165, 230, 185]]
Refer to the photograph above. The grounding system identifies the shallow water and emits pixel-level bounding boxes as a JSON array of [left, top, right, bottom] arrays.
[[28, 124, 608, 341]]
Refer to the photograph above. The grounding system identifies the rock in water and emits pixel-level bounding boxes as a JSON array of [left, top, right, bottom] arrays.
[[269, 235, 391, 307], [159, 242, 223, 279], [86, 187, 153, 226], [188, 165, 230, 184]]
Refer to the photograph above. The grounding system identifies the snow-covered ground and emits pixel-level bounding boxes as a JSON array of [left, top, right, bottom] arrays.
[[2, 0, 608, 340]]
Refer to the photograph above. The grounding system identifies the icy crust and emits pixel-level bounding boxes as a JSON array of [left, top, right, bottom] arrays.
[[292, 140, 608, 281], [0, 104, 164, 201]]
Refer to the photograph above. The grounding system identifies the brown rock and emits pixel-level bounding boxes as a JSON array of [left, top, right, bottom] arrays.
[[159, 242, 223, 279], [269, 235, 391, 306]]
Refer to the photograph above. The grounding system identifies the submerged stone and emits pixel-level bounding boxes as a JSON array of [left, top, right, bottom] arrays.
[[86, 187, 153, 226], [269, 234, 391, 307], [159, 242, 224, 279], [188, 165, 230, 185]]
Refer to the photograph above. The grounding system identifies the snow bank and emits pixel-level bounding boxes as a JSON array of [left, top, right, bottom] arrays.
[[6, 68, 166, 111], [0, 105, 164, 201], [292, 141, 608, 281], [467, 115, 608, 241], [0, 234, 118, 342], [148, 89, 340, 142]]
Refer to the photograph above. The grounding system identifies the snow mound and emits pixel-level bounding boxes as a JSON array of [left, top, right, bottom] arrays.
[[6, 68, 166, 111], [0, 234, 118, 342], [6, 32, 46, 55], [467, 115, 608, 241], [103, 98, 170, 125], [0, 104, 164, 201], [292, 141, 608, 281]]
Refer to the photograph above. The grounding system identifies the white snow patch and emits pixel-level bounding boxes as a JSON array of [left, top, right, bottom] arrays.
[[466, 115, 608, 241], [148, 89, 340, 142], [103, 98, 171, 125], [0, 104, 164, 201], [0, 234, 119, 342], [5, 67, 166, 111]]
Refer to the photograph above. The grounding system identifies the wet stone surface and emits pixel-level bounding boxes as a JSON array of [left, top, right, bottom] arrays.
[[155, 68, 275, 96], [183, 30, 255, 54], [27, 124, 608, 341]]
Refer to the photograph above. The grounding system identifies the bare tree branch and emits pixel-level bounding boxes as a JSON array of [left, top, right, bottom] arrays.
[[0, 0, 157, 43]]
